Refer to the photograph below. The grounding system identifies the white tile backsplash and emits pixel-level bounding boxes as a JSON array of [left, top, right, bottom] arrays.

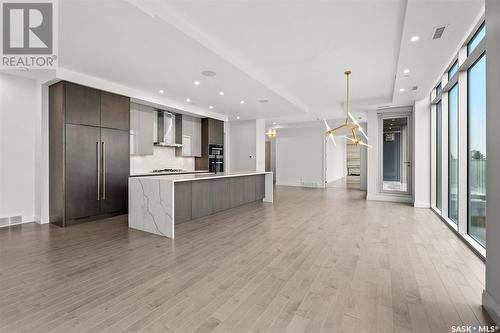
[[130, 146, 195, 174]]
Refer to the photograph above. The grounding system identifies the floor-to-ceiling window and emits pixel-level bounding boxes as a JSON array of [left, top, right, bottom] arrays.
[[468, 54, 486, 246], [431, 19, 486, 255], [468, 23, 485, 55], [448, 84, 459, 223], [436, 101, 442, 211]]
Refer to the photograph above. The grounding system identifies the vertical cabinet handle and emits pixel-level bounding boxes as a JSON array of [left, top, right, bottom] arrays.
[[102, 142, 106, 200], [97, 142, 101, 201]]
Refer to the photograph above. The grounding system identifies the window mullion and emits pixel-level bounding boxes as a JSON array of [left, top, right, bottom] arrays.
[[458, 70, 469, 234]]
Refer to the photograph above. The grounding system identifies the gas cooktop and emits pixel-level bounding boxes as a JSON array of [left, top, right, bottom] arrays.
[[151, 168, 184, 173]]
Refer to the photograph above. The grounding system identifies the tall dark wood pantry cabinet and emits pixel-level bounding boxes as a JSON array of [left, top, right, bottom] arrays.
[[49, 81, 130, 226]]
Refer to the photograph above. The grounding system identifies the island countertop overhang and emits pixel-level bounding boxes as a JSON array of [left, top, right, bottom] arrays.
[[130, 171, 273, 183]]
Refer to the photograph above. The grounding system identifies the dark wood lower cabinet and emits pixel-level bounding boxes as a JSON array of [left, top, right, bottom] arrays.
[[174, 182, 192, 224], [229, 178, 245, 208], [256, 175, 265, 200], [243, 176, 257, 203], [212, 179, 231, 212], [192, 180, 214, 219], [174, 175, 265, 224]]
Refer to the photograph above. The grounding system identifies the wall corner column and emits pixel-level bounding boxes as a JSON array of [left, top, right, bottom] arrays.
[[484, 0, 500, 324]]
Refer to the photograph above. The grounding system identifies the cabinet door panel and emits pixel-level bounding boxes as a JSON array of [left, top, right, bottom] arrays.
[[208, 118, 224, 145], [130, 106, 153, 155], [101, 92, 130, 130], [65, 124, 101, 220], [243, 176, 257, 203], [192, 118, 202, 157], [256, 175, 265, 200], [229, 178, 245, 207], [65, 82, 101, 127], [174, 182, 192, 224], [100, 128, 129, 214], [212, 178, 231, 213], [192, 180, 214, 219]]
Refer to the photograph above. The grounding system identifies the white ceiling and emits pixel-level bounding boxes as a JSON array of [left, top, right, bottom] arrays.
[[56, 0, 483, 124], [393, 0, 484, 106]]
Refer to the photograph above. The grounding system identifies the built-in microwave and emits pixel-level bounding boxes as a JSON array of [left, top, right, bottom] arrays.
[[209, 144, 223, 173]]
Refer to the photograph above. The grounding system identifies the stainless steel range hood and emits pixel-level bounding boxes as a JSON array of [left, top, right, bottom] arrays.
[[154, 111, 182, 148]]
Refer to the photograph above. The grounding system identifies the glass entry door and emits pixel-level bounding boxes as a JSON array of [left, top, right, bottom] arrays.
[[381, 115, 411, 195]]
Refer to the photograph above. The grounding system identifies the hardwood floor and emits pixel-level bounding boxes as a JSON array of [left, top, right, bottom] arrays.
[[0, 186, 492, 332]]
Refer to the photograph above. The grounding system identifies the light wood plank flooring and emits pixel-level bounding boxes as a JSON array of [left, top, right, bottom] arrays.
[[0, 186, 492, 333]]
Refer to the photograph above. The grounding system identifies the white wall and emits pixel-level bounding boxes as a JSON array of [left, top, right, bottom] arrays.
[[227, 120, 256, 172], [413, 98, 431, 208], [0, 73, 38, 223], [271, 139, 276, 181], [483, 0, 500, 324], [360, 139, 368, 191], [255, 119, 265, 172], [276, 126, 325, 187], [326, 138, 346, 183], [130, 147, 194, 174], [227, 119, 265, 172]]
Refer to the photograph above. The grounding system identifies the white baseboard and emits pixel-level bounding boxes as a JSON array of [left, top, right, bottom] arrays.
[[483, 290, 500, 325], [34, 215, 50, 224], [22, 215, 36, 223], [276, 181, 301, 187], [366, 194, 413, 203], [414, 202, 431, 208], [276, 181, 325, 188]]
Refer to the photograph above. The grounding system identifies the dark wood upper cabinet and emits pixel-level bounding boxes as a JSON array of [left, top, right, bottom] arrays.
[[65, 82, 101, 127], [208, 118, 224, 145], [195, 118, 224, 170], [100, 91, 130, 130]]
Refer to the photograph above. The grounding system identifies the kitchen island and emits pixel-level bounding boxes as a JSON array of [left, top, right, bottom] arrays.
[[128, 171, 273, 238]]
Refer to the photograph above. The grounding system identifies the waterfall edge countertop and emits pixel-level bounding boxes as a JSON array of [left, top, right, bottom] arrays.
[[129, 171, 273, 238]]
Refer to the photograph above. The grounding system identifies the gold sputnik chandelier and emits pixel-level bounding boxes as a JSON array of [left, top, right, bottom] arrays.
[[323, 70, 370, 147], [266, 127, 277, 139]]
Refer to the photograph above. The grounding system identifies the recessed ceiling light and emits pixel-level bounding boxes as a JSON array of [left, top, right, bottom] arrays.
[[186, 98, 191, 102], [159, 89, 164, 94], [194, 81, 200, 85], [410, 35, 420, 42], [399, 88, 405, 92], [202, 70, 216, 77], [403, 69, 410, 74], [240, 100, 245, 104], [219, 91, 224, 96], [273, 122, 276, 125], [209, 105, 214, 109], [236, 116, 240, 120]]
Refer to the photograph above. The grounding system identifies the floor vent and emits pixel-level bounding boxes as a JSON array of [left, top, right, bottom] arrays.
[[0, 215, 22, 228], [433, 26, 446, 39]]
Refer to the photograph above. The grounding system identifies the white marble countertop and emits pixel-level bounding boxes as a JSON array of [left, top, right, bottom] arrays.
[[131, 171, 272, 183]]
